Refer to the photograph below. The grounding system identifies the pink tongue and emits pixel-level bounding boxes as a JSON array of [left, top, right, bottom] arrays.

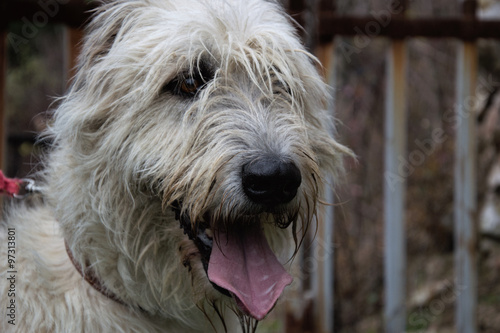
[[207, 226, 292, 320]]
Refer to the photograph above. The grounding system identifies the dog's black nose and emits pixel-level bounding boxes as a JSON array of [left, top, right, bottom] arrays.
[[242, 157, 301, 206]]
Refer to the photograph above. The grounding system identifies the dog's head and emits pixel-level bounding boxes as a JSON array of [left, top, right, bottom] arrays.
[[48, 0, 350, 330]]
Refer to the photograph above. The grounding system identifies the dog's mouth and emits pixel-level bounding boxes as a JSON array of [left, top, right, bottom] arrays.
[[172, 202, 292, 320]]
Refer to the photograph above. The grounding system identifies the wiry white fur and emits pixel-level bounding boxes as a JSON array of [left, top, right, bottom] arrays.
[[1, 0, 351, 332]]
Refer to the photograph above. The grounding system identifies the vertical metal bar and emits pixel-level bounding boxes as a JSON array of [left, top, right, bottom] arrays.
[[454, 41, 477, 333], [311, 202, 334, 333], [384, 40, 407, 333], [310, 38, 337, 333], [321, 39, 337, 333], [320, 186, 334, 333]]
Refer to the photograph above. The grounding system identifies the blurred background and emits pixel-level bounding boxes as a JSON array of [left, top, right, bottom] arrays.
[[2, 0, 500, 332]]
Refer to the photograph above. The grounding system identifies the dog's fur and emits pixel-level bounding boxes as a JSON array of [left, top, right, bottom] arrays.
[[0, 0, 350, 332]]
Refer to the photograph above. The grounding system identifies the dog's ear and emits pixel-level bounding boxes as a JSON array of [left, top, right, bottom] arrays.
[[79, 1, 141, 67], [64, 1, 143, 141], [84, 32, 116, 67]]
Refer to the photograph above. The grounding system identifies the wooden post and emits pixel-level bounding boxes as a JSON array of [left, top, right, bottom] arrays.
[[64, 27, 84, 84], [383, 39, 407, 333]]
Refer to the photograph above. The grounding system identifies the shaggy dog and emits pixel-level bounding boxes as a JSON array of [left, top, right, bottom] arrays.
[[0, 0, 350, 332]]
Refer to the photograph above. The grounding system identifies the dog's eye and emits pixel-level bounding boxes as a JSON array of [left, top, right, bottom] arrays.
[[161, 67, 213, 98], [273, 82, 291, 96], [269, 70, 291, 96], [179, 77, 202, 96]]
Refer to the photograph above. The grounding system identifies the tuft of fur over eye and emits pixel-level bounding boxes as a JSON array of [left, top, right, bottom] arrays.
[[162, 66, 213, 98]]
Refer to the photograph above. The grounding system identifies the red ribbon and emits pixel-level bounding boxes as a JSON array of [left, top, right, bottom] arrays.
[[0, 170, 21, 197]]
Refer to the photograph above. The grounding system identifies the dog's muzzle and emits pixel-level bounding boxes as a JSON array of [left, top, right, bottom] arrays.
[[173, 156, 300, 320]]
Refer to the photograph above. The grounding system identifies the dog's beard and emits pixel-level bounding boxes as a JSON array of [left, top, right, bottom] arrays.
[[172, 201, 294, 322]]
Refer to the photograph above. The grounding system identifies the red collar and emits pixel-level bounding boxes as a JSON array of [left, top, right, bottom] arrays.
[[65, 241, 127, 307]]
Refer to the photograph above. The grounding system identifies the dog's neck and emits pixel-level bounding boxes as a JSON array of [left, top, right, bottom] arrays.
[[64, 240, 128, 308]]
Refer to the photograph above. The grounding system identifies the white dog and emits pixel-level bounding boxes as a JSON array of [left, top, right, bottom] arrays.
[[0, 0, 350, 332]]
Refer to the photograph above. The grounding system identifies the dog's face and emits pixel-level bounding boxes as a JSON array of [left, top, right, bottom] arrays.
[[49, 0, 349, 329]]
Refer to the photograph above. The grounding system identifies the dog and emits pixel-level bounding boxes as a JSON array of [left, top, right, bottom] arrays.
[[0, 0, 350, 332]]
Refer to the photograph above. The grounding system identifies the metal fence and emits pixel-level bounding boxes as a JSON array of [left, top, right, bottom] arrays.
[[293, 0, 500, 332]]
